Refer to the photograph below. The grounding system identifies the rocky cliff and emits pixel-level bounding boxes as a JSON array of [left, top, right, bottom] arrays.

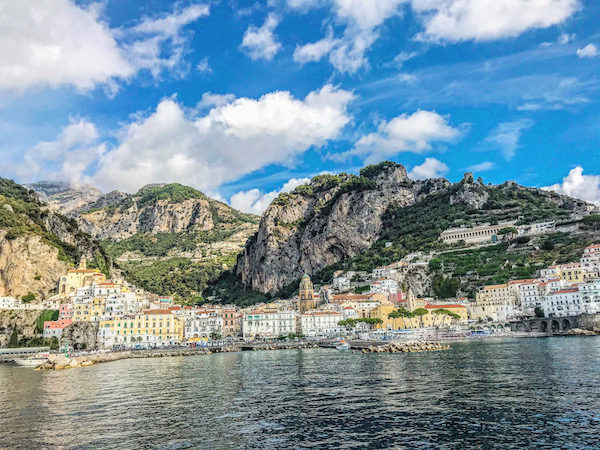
[[26, 182, 259, 299], [0, 178, 111, 300], [24, 181, 103, 214], [237, 162, 592, 295]]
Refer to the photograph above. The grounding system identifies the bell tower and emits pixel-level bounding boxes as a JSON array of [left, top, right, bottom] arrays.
[[299, 274, 315, 313]]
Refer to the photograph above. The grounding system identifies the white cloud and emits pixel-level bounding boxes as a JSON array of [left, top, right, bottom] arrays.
[[335, 110, 461, 162], [293, 31, 337, 63], [412, 0, 580, 42], [577, 44, 598, 58], [197, 92, 236, 108], [89, 84, 354, 192], [0, 1, 208, 93], [466, 161, 495, 172], [241, 13, 282, 60], [408, 157, 449, 180], [544, 167, 600, 205], [13, 119, 104, 184], [483, 119, 534, 161], [291, 0, 406, 73], [196, 57, 213, 74], [230, 177, 311, 214]]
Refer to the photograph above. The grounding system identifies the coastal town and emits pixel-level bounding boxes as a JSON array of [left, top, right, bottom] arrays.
[[2, 232, 599, 350]]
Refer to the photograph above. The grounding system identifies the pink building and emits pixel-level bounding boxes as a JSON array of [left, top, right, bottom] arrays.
[[59, 304, 73, 320], [222, 308, 237, 337], [43, 319, 72, 339], [388, 292, 407, 304]]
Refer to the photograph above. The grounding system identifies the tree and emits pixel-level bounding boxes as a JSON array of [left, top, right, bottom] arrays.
[[498, 227, 518, 241], [396, 307, 414, 328], [534, 307, 544, 318], [541, 240, 555, 251], [210, 330, 222, 340], [432, 309, 450, 327], [412, 308, 429, 328], [583, 215, 600, 234], [21, 292, 36, 303], [387, 310, 400, 329], [8, 326, 19, 348]]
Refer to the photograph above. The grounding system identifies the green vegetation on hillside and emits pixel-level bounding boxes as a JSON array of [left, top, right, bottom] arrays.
[[119, 257, 235, 301], [203, 270, 271, 308], [136, 183, 207, 209], [0, 178, 109, 269]]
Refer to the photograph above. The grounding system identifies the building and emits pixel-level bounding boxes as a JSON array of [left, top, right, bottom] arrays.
[[298, 274, 316, 313], [297, 311, 344, 337], [517, 220, 555, 236], [369, 279, 398, 295], [242, 310, 297, 340], [222, 307, 237, 337], [579, 280, 600, 314], [58, 303, 73, 320], [98, 310, 183, 348], [58, 258, 105, 296], [440, 221, 517, 245], [541, 289, 582, 318], [184, 310, 223, 339], [43, 319, 72, 339]]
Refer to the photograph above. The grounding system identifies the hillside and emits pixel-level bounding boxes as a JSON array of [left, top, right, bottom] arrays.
[[0, 178, 110, 300], [235, 162, 592, 298], [27, 182, 259, 300]]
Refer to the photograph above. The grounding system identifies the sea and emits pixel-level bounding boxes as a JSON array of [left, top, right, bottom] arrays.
[[1, 337, 600, 449]]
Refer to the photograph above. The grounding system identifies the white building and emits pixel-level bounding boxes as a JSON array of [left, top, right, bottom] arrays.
[[333, 276, 351, 291], [184, 311, 223, 339], [578, 280, 600, 314], [242, 310, 297, 340], [518, 220, 555, 236], [370, 279, 398, 295], [0, 297, 16, 309], [440, 221, 517, 245], [297, 312, 344, 337], [541, 289, 582, 318]]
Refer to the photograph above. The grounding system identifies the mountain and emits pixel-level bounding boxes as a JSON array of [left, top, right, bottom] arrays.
[[27, 182, 259, 300], [23, 181, 103, 214], [236, 162, 593, 296], [0, 179, 110, 300]]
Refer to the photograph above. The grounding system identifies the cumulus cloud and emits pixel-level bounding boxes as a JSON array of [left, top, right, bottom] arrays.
[[12, 119, 105, 184], [292, 0, 406, 73], [412, 0, 580, 42], [408, 157, 449, 180], [544, 167, 600, 205], [577, 44, 598, 58], [88, 84, 354, 192], [241, 13, 282, 60], [197, 92, 236, 108], [466, 161, 495, 172], [230, 177, 311, 214], [483, 119, 534, 161], [0, 1, 208, 93], [334, 110, 461, 162]]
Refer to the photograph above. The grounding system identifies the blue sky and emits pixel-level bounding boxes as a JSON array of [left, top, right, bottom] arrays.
[[0, 0, 599, 213]]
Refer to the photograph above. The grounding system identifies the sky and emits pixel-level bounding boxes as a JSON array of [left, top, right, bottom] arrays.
[[0, 0, 599, 214]]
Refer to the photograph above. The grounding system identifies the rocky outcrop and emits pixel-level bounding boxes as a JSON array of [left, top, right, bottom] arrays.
[[61, 322, 99, 350], [24, 181, 102, 214], [238, 163, 437, 293], [0, 231, 71, 299], [0, 310, 43, 347], [361, 340, 450, 353], [237, 162, 592, 295]]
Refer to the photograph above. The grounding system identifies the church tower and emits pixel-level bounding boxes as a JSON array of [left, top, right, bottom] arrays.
[[299, 274, 315, 313]]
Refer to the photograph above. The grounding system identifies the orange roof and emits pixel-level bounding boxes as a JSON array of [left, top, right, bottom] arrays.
[[425, 305, 465, 310], [508, 279, 535, 284], [551, 289, 579, 294], [142, 309, 173, 315]]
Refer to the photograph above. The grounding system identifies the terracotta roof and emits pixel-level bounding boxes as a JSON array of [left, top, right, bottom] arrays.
[[142, 309, 173, 315], [508, 279, 535, 284], [425, 304, 467, 309], [551, 289, 579, 294]]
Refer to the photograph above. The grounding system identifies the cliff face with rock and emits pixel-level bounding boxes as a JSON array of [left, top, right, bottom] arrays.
[[0, 179, 110, 300], [237, 162, 443, 293], [237, 162, 592, 295], [27, 182, 259, 299]]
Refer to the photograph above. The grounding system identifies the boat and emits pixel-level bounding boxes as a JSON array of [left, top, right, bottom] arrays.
[[336, 341, 350, 351], [13, 353, 50, 367]]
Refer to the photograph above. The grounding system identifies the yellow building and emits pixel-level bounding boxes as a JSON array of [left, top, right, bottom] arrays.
[[72, 302, 91, 322], [89, 298, 106, 322], [299, 274, 316, 313], [475, 283, 516, 306], [99, 310, 183, 347], [558, 264, 584, 283], [58, 258, 106, 296], [371, 303, 468, 329]]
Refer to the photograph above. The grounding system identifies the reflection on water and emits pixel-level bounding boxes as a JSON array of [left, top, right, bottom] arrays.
[[1, 338, 600, 449]]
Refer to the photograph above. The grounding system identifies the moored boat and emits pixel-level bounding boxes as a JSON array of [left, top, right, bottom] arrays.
[[13, 353, 50, 367], [336, 341, 350, 350]]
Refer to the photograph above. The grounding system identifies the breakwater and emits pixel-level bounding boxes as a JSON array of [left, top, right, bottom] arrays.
[[361, 340, 450, 353]]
